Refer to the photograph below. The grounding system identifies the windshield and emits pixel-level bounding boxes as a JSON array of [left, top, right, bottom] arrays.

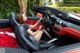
[[68, 13, 80, 20]]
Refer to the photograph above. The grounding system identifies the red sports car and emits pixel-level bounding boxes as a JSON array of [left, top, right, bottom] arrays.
[[0, 6, 80, 53]]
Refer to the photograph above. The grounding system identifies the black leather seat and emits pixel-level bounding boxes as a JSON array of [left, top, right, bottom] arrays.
[[9, 12, 54, 51], [9, 12, 40, 51]]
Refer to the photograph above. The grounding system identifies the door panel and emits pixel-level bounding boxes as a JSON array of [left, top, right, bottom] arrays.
[[0, 19, 10, 28]]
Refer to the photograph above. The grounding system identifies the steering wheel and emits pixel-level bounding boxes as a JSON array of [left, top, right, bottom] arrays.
[[43, 14, 50, 22], [40, 12, 51, 28]]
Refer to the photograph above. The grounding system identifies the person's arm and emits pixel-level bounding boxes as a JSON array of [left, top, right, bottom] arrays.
[[26, 29, 40, 37], [42, 29, 52, 39], [27, 25, 42, 37], [30, 18, 42, 29]]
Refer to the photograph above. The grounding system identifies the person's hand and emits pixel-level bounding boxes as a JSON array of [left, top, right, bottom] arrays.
[[42, 29, 46, 32], [39, 25, 42, 30], [39, 17, 43, 21]]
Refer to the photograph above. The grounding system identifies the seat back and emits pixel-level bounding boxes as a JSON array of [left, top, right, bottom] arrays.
[[15, 25, 40, 51], [9, 12, 19, 28]]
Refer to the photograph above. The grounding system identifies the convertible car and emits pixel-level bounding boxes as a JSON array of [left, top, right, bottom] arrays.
[[0, 6, 80, 53]]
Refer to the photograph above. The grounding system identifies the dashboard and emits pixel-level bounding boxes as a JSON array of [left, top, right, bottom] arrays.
[[32, 6, 80, 39]]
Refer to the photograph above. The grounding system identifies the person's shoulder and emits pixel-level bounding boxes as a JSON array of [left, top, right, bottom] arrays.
[[22, 22, 29, 29], [22, 23, 29, 30]]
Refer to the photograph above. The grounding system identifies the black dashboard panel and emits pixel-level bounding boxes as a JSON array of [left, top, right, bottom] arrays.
[[32, 6, 80, 40], [0, 19, 10, 29], [54, 19, 80, 31]]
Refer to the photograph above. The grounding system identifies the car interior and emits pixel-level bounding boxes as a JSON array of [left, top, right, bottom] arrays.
[[0, 6, 80, 53]]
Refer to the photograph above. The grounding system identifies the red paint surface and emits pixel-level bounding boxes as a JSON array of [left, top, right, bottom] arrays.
[[36, 13, 43, 18], [59, 27, 80, 39], [66, 48, 80, 53], [54, 26, 80, 39], [0, 27, 18, 48]]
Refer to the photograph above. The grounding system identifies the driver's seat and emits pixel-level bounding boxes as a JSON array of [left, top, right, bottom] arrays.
[[9, 12, 54, 51], [9, 12, 40, 51]]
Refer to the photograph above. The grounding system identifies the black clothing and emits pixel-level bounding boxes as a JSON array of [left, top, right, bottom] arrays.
[[22, 22, 36, 41], [22, 22, 38, 41], [22, 22, 29, 30]]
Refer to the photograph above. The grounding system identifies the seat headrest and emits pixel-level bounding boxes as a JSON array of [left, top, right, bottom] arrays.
[[9, 12, 19, 28]]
